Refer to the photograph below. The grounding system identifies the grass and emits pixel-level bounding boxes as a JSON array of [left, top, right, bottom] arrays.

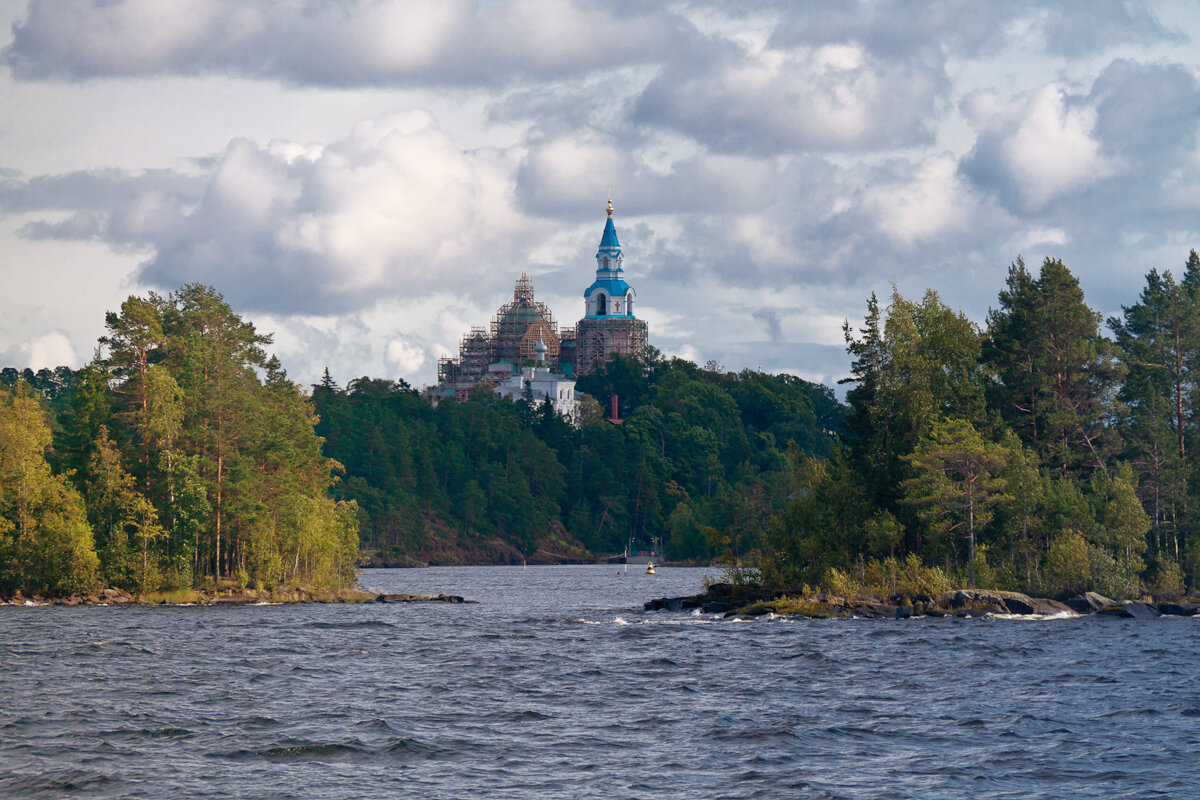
[[740, 596, 849, 618]]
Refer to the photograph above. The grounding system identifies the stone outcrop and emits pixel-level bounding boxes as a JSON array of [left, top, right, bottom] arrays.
[[1064, 592, 1115, 614], [1098, 601, 1161, 619], [1156, 601, 1199, 616], [643, 583, 1195, 620], [375, 593, 470, 604]]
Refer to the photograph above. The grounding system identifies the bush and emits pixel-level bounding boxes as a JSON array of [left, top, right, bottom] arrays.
[[894, 553, 952, 598], [1148, 560, 1186, 602], [821, 566, 860, 599], [1088, 544, 1138, 600], [1044, 532, 1090, 597]]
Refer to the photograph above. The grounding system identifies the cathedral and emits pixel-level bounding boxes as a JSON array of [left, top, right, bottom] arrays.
[[433, 199, 649, 403]]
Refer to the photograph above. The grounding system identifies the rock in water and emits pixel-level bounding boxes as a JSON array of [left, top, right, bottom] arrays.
[[1098, 601, 1162, 619], [1026, 598, 1075, 616], [1157, 602, 1199, 616], [1065, 592, 1115, 614]]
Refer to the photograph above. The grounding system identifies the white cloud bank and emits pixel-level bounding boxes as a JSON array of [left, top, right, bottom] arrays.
[[0, 2, 1198, 389]]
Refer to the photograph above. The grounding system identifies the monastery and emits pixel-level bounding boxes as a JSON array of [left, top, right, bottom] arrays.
[[431, 199, 648, 419]]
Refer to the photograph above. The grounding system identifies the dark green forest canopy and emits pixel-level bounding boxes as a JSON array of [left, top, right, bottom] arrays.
[[311, 355, 841, 564]]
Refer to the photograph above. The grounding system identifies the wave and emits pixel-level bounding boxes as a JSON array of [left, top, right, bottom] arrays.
[[301, 620, 396, 630], [0, 768, 120, 797]]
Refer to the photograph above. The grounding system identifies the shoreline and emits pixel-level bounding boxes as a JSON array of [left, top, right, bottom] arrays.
[[644, 584, 1200, 619], [0, 587, 471, 607]]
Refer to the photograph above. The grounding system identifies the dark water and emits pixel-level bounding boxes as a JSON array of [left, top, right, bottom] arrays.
[[2, 566, 1198, 800]]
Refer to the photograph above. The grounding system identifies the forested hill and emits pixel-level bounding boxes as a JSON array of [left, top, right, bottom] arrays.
[[311, 357, 841, 565], [7, 250, 1200, 600]]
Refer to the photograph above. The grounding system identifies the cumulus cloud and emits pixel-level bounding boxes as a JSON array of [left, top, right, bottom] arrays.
[[0, 330, 81, 371], [863, 155, 988, 248], [7, 111, 535, 315], [3, 0, 700, 86], [961, 84, 1119, 212], [635, 38, 945, 153], [2, 2, 1198, 389], [955, 60, 1200, 317], [383, 336, 427, 378], [768, 1, 1180, 60]]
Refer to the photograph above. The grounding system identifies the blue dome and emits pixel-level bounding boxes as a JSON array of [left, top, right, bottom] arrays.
[[584, 278, 633, 298]]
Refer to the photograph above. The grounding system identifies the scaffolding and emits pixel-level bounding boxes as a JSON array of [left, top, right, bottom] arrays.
[[436, 274, 564, 389], [491, 273, 560, 366], [574, 316, 648, 375]]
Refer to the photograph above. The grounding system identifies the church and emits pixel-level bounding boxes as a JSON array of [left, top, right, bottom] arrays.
[[431, 198, 649, 410]]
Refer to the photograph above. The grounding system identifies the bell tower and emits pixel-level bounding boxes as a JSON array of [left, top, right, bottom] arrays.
[[575, 196, 648, 374]]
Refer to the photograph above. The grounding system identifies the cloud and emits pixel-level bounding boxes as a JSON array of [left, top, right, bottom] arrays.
[[3, 0, 700, 86], [751, 308, 782, 342], [766, 1, 1182, 60], [0, 330, 81, 371], [383, 336, 427, 378], [961, 83, 1119, 212], [1089, 59, 1200, 174], [635, 38, 945, 153], [8, 111, 534, 315], [2, 2, 1198, 391], [863, 154, 988, 248]]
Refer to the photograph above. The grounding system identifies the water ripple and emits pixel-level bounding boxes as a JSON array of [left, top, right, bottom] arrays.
[[1, 566, 1194, 799]]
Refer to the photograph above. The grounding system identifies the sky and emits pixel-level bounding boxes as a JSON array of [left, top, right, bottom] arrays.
[[1, 1, 1199, 391]]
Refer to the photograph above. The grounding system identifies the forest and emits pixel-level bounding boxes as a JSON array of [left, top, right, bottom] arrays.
[[311, 355, 839, 566], [760, 253, 1200, 600], [0, 285, 358, 597], [3, 252, 1200, 600]]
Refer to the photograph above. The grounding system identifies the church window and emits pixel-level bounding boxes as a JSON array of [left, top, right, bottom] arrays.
[[596, 293, 607, 315]]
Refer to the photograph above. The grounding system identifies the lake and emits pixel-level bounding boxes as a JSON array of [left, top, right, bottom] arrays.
[[1, 565, 1197, 799]]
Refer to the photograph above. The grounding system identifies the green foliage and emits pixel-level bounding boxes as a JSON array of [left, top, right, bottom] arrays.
[[12, 250, 1200, 600], [1148, 559, 1186, 601], [754, 253, 1198, 598], [12, 284, 361, 596], [891, 553, 954, 598], [984, 257, 1123, 474], [821, 566, 860, 599], [316, 356, 837, 564], [1043, 532, 1091, 597], [901, 417, 1009, 586], [0, 384, 100, 596]]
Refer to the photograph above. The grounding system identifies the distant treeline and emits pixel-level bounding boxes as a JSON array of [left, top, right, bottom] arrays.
[[0, 286, 357, 598], [5, 252, 1200, 600], [311, 355, 840, 564]]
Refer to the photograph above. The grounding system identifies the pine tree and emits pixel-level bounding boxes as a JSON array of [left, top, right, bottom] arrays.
[[901, 418, 1009, 587], [985, 257, 1123, 475]]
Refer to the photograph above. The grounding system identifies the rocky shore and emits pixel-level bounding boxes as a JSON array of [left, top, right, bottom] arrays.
[[644, 583, 1200, 619], [0, 587, 471, 606]]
